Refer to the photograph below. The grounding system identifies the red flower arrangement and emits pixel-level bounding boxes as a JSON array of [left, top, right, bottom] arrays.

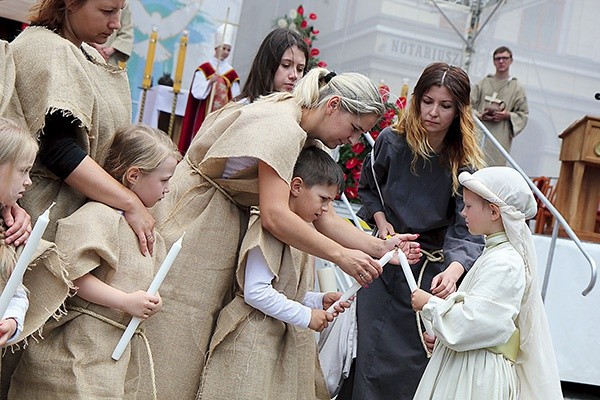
[[275, 5, 326, 70], [336, 82, 408, 203]]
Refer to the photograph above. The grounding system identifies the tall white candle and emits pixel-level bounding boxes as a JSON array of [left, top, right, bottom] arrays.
[[111, 233, 185, 361], [397, 251, 434, 337], [317, 267, 338, 293], [0, 203, 53, 318], [326, 250, 395, 313]]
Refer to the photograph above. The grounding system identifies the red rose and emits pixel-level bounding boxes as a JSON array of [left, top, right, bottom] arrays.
[[352, 168, 362, 180], [378, 84, 390, 103], [309, 13, 317, 20], [301, 20, 308, 28], [304, 38, 312, 46], [310, 48, 320, 56], [317, 61, 328, 67], [345, 157, 358, 170], [351, 142, 365, 154], [297, 5, 304, 15], [345, 186, 358, 199], [370, 130, 380, 141], [396, 97, 407, 109], [312, 29, 320, 35]]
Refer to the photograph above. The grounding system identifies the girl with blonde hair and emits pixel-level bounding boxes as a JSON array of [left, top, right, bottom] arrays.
[[0, 117, 70, 353], [339, 62, 486, 399], [9, 124, 181, 399]]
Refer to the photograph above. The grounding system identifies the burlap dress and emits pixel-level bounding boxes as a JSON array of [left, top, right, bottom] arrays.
[[145, 93, 313, 400], [0, 219, 71, 359], [198, 212, 330, 400], [0, 40, 22, 120], [7, 202, 165, 399], [9, 26, 132, 239]]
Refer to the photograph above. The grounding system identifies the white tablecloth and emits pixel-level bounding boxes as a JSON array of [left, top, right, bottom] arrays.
[[134, 85, 189, 128], [534, 234, 600, 385]]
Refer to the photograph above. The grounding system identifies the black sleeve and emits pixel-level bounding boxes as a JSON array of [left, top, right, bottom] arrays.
[[39, 113, 88, 180]]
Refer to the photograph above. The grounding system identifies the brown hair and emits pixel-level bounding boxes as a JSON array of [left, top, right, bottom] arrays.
[[493, 46, 513, 58], [236, 28, 310, 103], [392, 62, 484, 192], [28, 0, 87, 31]]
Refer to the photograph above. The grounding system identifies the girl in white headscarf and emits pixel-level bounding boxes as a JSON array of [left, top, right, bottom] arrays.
[[411, 166, 562, 399]]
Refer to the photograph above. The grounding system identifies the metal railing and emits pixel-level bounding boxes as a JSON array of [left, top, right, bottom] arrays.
[[334, 125, 596, 298], [475, 118, 596, 297]]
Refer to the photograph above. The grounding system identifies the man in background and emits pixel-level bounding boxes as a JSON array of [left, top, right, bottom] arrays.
[[471, 46, 529, 166]]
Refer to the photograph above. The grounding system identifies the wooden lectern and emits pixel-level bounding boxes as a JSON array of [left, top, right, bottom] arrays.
[[555, 115, 600, 242]]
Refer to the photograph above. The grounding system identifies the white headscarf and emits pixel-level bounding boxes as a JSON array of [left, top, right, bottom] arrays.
[[459, 167, 563, 400]]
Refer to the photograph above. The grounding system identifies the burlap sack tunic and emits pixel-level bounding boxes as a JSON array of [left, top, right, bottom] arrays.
[[145, 93, 312, 400], [8, 202, 165, 399], [0, 40, 22, 120], [9, 27, 132, 239], [0, 220, 71, 350], [198, 213, 330, 400]]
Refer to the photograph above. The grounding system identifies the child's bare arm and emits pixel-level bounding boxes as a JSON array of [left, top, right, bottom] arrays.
[[74, 274, 161, 319], [430, 261, 465, 298]]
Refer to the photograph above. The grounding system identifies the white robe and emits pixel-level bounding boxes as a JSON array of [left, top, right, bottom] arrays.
[[414, 232, 525, 400]]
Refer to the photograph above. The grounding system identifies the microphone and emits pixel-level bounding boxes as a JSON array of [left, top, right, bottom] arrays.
[[595, 93, 600, 101]]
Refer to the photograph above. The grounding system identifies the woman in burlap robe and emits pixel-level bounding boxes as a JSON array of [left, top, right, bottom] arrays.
[[8, 202, 166, 399], [144, 68, 401, 400], [8, 1, 153, 255], [0, 40, 19, 118], [198, 211, 330, 400]]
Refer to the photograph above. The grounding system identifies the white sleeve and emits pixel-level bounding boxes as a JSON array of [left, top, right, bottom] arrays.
[[190, 69, 211, 100], [302, 291, 325, 309], [3, 284, 29, 345], [244, 247, 312, 328], [231, 80, 241, 98]]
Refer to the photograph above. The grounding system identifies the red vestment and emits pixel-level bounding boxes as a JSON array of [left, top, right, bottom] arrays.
[[178, 62, 239, 153]]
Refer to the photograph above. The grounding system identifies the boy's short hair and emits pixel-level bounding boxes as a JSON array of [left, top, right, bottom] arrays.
[[293, 146, 345, 193]]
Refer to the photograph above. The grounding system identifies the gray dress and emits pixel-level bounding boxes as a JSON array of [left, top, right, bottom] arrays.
[[337, 127, 484, 400]]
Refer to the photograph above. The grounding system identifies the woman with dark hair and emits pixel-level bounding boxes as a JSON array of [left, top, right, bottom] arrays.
[[236, 27, 310, 103], [338, 62, 486, 399], [8, 0, 154, 255]]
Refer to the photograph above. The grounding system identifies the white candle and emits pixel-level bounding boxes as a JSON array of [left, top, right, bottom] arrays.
[[0, 203, 53, 318], [317, 267, 338, 293], [326, 250, 395, 313], [397, 251, 434, 337], [111, 233, 185, 361]]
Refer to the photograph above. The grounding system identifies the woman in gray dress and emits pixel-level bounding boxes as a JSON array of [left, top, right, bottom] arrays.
[[338, 62, 486, 399]]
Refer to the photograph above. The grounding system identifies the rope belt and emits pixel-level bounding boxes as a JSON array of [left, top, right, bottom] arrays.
[[415, 249, 444, 358], [67, 306, 158, 400], [184, 154, 246, 210]]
